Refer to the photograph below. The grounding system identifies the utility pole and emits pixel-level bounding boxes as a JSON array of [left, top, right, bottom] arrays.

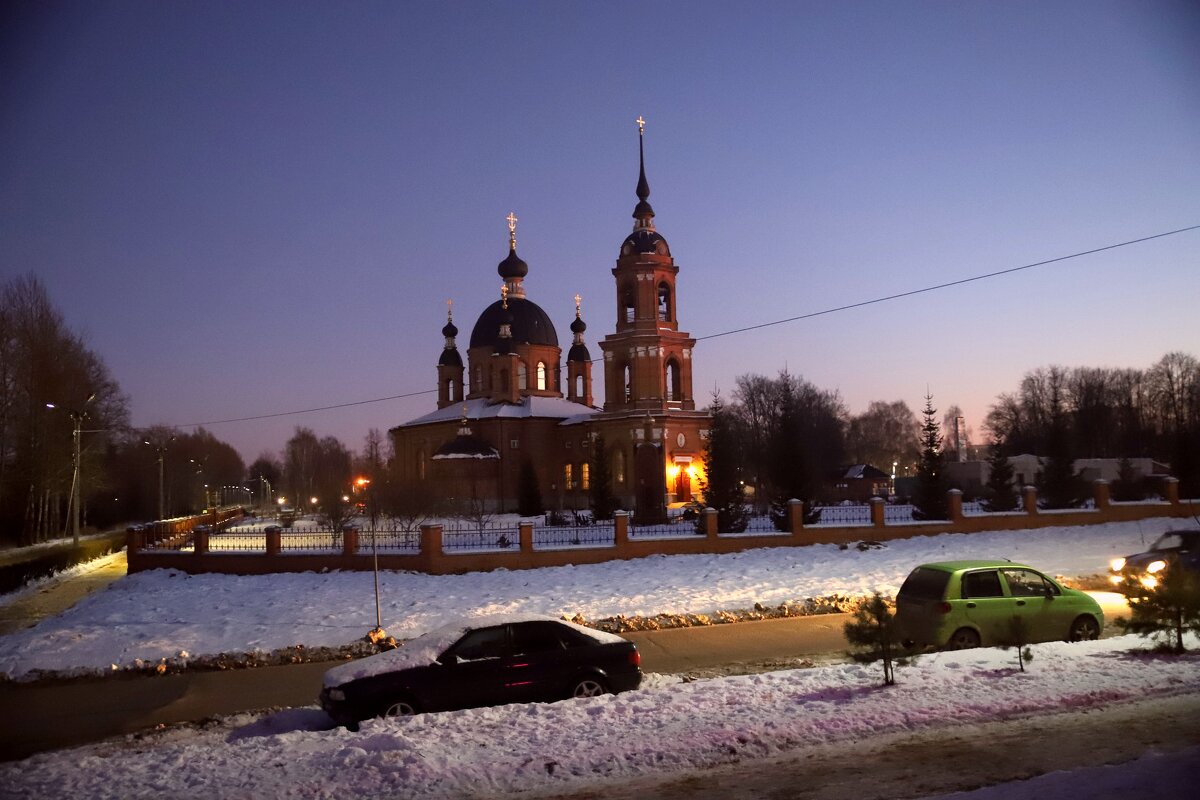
[[143, 436, 174, 520], [47, 392, 95, 545]]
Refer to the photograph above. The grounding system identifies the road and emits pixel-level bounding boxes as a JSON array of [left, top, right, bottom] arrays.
[[0, 591, 1132, 762]]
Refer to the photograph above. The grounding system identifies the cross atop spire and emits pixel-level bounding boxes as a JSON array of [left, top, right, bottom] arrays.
[[446, 298, 453, 322], [574, 293, 582, 316], [633, 115, 655, 229], [636, 115, 645, 136], [506, 211, 518, 250]]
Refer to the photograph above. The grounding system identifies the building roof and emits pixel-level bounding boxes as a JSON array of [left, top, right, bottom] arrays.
[[469, 296, 559, 349], [398, 395, 598, 429]]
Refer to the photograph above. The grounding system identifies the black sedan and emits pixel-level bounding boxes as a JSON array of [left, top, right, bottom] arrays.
[[320, 614, 642, 726], [1109, 528, 1200, 591]]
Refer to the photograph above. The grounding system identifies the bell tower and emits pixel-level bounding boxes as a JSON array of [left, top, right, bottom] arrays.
[[598, 118, 696, 414]]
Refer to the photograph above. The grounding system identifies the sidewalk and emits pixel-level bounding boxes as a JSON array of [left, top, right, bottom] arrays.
[[0, 551, 128, 636]]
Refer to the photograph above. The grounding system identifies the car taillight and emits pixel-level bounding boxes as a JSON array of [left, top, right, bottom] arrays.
[[937, 602, 953, 614], [628, 649, 641, 667]]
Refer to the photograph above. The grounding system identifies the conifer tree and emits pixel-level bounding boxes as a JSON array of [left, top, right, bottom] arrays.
[[698, 394, 749, 533], [983, 440, 1017, 511], [1038, 411, 1081, 508], [997, 615, 1034, 672], [588, 434, 616, 521], [843, 593, 913, 686], [912, 393, 948, 521], [1111, 457, 1144, 502], [1117, 566, 1200, 654]]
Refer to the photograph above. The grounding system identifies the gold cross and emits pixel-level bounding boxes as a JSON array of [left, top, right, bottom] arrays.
[[574, 293, 582, 314], [501, 283, 509, 309], [636, 116, 645, 135], [506, 211, 518, 233], [446, 298, 453, 320]]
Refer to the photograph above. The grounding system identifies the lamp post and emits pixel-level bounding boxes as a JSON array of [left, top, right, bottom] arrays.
[[143, 436, 174, 521], [46, 392, 95, 545]]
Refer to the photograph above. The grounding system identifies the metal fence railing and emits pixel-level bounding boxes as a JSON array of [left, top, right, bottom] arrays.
[[630, 520, 699, 539], [809, 504, 873, 526], [533, 524, 617, 549], [441, 524, 520, 552]]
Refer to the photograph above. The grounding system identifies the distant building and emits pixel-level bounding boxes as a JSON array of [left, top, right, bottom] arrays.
[[827, 464, 892, 502], [944, 455, 1171, 494], [389, 123, 710, 521]]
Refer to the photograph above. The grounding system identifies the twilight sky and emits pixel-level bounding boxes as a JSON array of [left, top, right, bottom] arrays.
[[3, 0, 1199, 464]]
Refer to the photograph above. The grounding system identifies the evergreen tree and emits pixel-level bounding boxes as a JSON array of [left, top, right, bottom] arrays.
[[912, 393, 948, 521], [768, 378, 820, 529], [843, 593, 913, 686], [1111, 457, 1144, 502], [588, 434, 616, 521], [698, 394, 749, 533], [1038, 411, 1082, 508], [1117, 565, 1200, 654], [982, 440, 1017, 512], [517, 459, 543, 517], [997, 615, 1035, 672]]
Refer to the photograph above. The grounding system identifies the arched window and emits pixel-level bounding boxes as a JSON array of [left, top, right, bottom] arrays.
[[574, 374, 584, 398], [657, 282, 671, 322], [623, 365, 632, 402], [581, 463, 590, 490], [518, 362, 527, 390], [621, 286, 636, 323], [536, 362, 547, 391], [564, 464, 574, 490], [614, 450, 626, 485], [473, 366, 482, 391], [665, 358, 681, 401], [448, 378, 457, 399]]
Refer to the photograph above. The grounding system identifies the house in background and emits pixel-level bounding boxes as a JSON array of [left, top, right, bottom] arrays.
[[826, 464, 892, 502]]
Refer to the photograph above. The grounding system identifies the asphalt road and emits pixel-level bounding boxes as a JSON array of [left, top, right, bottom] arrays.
[[0, 592, 1132, 762]]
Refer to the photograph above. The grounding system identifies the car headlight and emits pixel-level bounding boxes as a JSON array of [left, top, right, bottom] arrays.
[[1147, 560, 1167, 574], [328, 688, 345, 701], [1109, 557, 1126, 572], [1140, 575, 1159, 590]]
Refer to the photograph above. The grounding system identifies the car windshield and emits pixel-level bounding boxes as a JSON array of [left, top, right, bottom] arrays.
[[898, 567, 951, 601], [1151, 533, 1188, 551]]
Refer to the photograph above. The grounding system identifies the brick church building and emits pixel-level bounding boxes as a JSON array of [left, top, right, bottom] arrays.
[[389, 123, 709, 522]]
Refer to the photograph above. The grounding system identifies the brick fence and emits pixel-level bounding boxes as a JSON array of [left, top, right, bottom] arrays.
[[124, 479, 1196, 576]]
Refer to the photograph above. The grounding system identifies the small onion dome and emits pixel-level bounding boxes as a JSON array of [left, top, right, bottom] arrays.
[[438, 348, 463, 367], [432, 433, 499, 460], [497, 246, 528, 280], [567, 342, 591, 362], [442, 319, 459, 338], [470, 297, 559, 348], [621, 228, 670, 256], [569, 315, 586, 335]]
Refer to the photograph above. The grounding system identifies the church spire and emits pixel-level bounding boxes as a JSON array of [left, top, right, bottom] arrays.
[[633, 116, 655, 231], [497, 210, 528, 298]]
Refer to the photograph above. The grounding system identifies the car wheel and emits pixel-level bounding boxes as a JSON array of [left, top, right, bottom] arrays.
[[570, 676, 609, 699], [381, 698, 417, 718], [946, 627, 981, 650], [1068, 615, 1100, 642]]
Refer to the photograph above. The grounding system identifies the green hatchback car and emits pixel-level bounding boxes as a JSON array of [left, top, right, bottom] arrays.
[[895, 560, 1104, 650]]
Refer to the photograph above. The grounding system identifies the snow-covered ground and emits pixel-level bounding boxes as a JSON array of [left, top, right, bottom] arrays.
[[1, 518, 1198, 797], [1, 635, 1197, 798], [0, 519, 1180, 679]]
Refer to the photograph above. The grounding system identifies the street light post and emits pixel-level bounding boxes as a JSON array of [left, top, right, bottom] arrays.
[[143, 437, 174, 521], [46, 393, 95, 545]]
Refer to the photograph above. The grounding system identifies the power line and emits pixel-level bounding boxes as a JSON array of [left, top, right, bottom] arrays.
[[694, 223, 1200, 342], [158, 223, 1198, 430]]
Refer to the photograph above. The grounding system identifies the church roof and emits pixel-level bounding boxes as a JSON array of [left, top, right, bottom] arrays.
[[399, 395, 597, 429], [469, 296, 559, 349]]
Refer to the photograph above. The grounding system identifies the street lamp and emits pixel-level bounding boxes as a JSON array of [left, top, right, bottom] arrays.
[[46, 392, 96, 545], [143, 436, 174, 521]]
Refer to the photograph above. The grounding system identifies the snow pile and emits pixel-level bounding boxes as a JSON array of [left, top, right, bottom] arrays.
[[2, 634, 1197, 798], [0, 520, 1174, 679]]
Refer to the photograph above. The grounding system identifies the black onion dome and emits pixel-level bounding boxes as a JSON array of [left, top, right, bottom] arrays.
[[621, 228, 670, 255], [432, 433, 499, 460], [469, 297, 559, 349], [497, 247, 528, 279], [438, 348, 463, 367], [442, 320, 458, 338], [567, 343, 591, 362], [570, 315, 587, 334]]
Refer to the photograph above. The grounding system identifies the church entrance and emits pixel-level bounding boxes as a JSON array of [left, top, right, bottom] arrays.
[[674, 466, 691, 502]]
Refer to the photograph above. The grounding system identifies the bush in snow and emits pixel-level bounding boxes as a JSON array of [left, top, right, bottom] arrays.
[[1117, 567, 1200, 654], [843, 593, 915, 686], [997, 614, 1035, 672]]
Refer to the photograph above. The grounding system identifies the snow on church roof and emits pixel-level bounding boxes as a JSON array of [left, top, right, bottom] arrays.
[[399, 395, 598, 429]]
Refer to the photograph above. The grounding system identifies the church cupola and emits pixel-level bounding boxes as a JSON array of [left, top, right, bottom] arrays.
[[497, 211, 528, 299], [436, 300, 465, 408], [620, 117, 671, 258], [567, 293, 593, 406]]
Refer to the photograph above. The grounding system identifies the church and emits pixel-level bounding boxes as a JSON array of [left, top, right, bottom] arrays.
[[388, 121, 710, 522]]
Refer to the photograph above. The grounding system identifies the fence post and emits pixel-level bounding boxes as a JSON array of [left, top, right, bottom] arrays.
[[194, 525, 210, 555], [947, 489, 963, 524], [1164, 477, 1180, 505], [265, 525, 281, 556], [788, 499, 804, 535], [1093, 479, 1110, 510], [614, 511, 629, 545], [126, 525, 142, 555], [870, 496, 886, 528], [702, 508, 718, 538], [1022, 485, 1039, 515], [519, 521, 534, 553], [342, 525, 359, 556], [420, 523, 443, 556]]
